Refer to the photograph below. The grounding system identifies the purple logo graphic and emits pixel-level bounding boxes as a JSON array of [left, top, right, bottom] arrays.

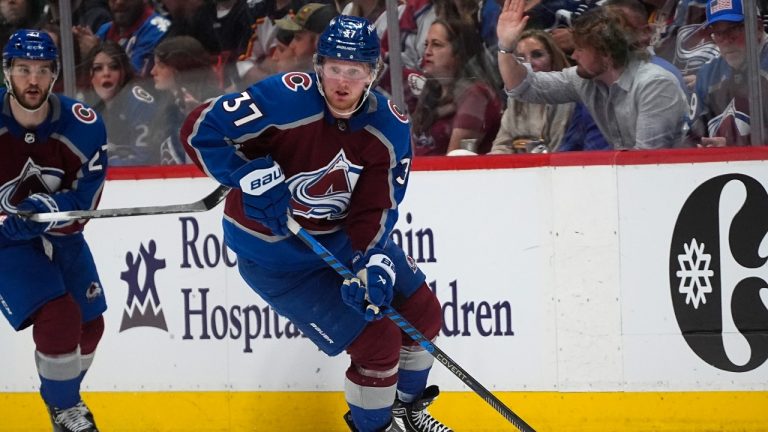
[[119, 240, 168, 332]]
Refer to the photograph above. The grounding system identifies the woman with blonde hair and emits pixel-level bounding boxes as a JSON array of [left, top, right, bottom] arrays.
[[490, 29, 574, 153]]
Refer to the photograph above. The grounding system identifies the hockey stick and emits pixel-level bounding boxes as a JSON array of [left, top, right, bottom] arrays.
[[285, 217, 536, 432], [24, 185, 232, 223]]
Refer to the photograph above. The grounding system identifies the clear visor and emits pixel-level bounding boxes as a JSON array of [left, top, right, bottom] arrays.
[[8, 63, 55, 79], [320, 62, 374, 82]]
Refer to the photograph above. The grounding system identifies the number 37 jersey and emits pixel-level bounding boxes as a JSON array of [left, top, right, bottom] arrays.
[[182, 72, 413, 270]]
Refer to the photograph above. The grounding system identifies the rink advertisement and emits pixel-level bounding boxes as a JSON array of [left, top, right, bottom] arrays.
[[1, 150, 767, 431]]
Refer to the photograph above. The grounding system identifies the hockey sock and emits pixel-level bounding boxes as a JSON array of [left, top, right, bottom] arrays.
[[348, 405, 393, 432], [37, 348, 82, 409], [397, 344, 435, 403], [396, 367, 431, 403], [78, 315, 105, 385], [32, 294, 82, 409]]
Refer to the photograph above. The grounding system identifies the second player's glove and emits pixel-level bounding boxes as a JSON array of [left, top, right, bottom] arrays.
[[340, 249, 396, 321], [234, 156, 291, 236], [0, 193, 58, 241]]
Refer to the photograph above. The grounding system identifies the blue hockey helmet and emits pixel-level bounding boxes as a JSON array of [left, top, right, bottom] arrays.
[[3, 29, 59, 70], [316, 16, 380, 66]]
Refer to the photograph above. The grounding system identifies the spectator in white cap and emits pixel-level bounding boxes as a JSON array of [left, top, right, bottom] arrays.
[[274, 2, 338, 71], [685, 0, 768, 147]]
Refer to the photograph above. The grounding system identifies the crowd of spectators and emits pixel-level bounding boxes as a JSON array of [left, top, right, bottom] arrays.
[[1, 0, 766, 164]]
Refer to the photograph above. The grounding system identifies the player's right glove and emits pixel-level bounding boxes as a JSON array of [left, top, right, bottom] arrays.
[[340, 249, 396, 321], [0, 193, 58, 240], [233, 156, 291, 236]]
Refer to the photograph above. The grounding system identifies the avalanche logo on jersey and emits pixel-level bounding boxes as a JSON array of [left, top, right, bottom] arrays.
[[288, 149, 362, 220], [707, 98, 750, 138], [72, 103, 98, 124], [389, 100, 408, 124], [282, 72, 312, 91], [0, 158, 63, 211]]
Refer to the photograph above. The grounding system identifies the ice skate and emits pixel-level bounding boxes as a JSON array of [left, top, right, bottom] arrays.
[[391, 385, 452, 432], [47, 401, 99, 432]]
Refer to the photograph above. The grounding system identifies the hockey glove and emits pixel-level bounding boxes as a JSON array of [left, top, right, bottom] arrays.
[[340, 249, 396, 321], [234, 156, 291, 236], [1, 193, 58, 241]]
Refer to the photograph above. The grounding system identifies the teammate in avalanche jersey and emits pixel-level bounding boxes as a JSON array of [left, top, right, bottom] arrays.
[[182, 16, 451, 432], [686, 0, 768, 147], [0, 30, 108, 432]]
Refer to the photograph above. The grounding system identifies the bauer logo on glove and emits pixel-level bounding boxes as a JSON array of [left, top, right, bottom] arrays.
[[232, 156, 292, 237], [238, 163, 285, 195]]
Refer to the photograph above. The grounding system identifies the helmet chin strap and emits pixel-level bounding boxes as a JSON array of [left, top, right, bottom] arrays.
[[323, 81, 375, 118], [314, 59, 379, 118]]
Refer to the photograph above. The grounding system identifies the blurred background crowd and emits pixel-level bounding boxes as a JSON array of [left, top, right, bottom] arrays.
[[3, 0, 766, 165]]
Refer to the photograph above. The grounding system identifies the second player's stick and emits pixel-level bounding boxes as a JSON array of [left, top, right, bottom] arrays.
[[25, 185, 232, 223], [285, 217, 536, 432]]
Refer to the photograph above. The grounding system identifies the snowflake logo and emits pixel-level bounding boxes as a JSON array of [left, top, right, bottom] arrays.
[[675, 238, 714, 309]]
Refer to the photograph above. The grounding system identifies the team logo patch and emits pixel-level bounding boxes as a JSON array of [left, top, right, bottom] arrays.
[[406, 255, 418, 273], [407, 72, 426, 96], [282, 72, 312, 91], [86, 282, 103, 302], [388, 100, 408, 124], [132, 85, 155, 103], [72, 103, 97, 124]]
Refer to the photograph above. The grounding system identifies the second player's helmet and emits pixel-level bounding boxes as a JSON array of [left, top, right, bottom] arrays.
[[316, 15, 380, 67], [3, 29, 60, 110], [2, 29, 59, 71]]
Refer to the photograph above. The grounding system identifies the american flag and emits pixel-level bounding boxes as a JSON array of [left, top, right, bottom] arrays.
[[709, 0, 733, 14]]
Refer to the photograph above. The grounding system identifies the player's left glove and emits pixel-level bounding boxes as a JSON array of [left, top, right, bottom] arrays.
[[233, 156, 291, 236], [0, 193, 58, 241], [340, 249, 396, 321]]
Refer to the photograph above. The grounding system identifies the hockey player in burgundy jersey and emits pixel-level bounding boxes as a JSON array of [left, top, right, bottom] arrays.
[[182, 15, 451, 432], [0, 30, 108, 432]]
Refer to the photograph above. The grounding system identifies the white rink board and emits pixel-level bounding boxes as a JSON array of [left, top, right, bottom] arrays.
[[1, 162, 767, 393]]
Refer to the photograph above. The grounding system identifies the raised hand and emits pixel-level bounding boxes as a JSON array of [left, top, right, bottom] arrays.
[[497, 0, 530, 51]]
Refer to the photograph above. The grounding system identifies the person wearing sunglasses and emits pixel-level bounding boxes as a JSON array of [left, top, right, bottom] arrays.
[[686, 0, 768, 147]]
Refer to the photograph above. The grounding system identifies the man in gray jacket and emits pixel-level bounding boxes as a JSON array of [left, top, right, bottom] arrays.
[[496, 0, 688, 149]]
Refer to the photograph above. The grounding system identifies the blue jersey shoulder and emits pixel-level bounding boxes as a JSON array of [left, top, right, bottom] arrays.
[[247, 72, 325, 122], [206, 72, 324, 140], [52, 95, 107, 155], [361, 90, 412, 158]]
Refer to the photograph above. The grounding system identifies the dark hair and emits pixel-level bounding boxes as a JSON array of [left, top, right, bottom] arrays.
[[605, 0, 651, 20], [85, 40, 135, 89], [572, 7, 641, 68], [153, 36, 220, 101], [411, 18, 499, 135]]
